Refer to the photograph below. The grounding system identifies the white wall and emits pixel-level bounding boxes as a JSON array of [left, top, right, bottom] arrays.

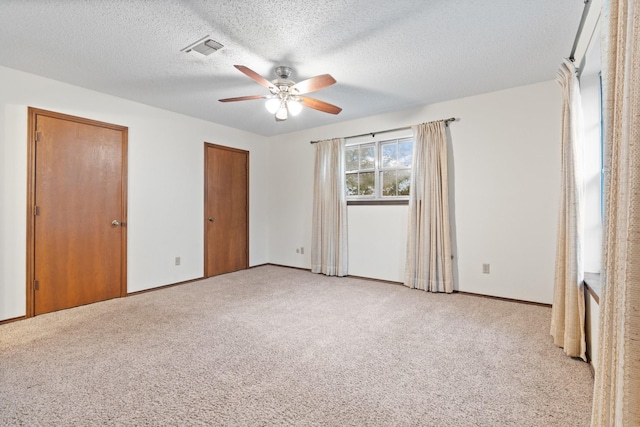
[[348, 205, 409, 282], [0, 66, 269, 321], [268, 80, 561, 304]]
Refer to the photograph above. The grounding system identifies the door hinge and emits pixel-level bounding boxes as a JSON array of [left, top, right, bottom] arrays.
[[34, 205, 40, 216], [34, 280, 39, 291], [35, 131, 42, 142]]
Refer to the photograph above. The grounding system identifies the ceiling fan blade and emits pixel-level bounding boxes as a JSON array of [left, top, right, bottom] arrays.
[[291, 74, 336, 94], [234, 65, 277, 92], [218, 95, 267, 102], [300, 96, 342, 115]]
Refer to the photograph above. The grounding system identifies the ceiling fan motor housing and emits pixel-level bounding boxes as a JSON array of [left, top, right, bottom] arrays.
[[271, 66, 295, 94], [274, 66, 293, 79]]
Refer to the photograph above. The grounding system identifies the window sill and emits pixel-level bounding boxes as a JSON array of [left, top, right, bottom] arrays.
[[347, 200, 409, 206], [584, 272, 601, 304]]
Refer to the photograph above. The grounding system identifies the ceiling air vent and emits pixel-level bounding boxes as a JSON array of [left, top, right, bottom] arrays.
[[181, 36, 224, 57]]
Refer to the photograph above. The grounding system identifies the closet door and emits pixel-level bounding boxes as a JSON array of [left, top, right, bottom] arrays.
[[204, 143, 249, 277], [28, 108, 127, 316]]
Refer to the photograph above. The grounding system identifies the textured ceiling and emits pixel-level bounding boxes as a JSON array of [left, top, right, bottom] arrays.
[[0, 1, 583, 136]]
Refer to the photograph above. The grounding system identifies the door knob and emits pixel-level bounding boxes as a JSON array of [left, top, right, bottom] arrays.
[[208, 217, 215, 222], [112, 220, 121, 226]]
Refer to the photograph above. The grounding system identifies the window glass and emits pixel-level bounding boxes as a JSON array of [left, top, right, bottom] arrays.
[[397, 169, 411, 196], [360, 145, 375, 169], [346, 173, 358, 196], [359, 172, 375, 195], [398, 140, 413, 167], [381, 170, 397, 196], [381, 143, 397, 168], [345, 147, 359, 172]]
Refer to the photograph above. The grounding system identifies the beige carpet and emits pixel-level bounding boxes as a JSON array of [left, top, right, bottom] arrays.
[[0, 265, 593, 426]]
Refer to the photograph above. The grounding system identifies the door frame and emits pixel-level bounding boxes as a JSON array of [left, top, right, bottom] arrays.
[[203, 142, 249, 277], [26, 107, 128, 317]]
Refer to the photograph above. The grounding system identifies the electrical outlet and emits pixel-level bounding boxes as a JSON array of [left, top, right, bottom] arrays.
[[482, 263, 490, 274], [296, 248, 300, 254], [175, 256, 181, 266], [300, 247, 304, 255]]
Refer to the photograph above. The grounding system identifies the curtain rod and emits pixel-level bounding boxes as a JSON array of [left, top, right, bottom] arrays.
[[309, 117, 456, 144], [569, 0, 593, 74]]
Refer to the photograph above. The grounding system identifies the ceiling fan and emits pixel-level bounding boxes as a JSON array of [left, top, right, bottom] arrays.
[[219, 65, 342, 121]]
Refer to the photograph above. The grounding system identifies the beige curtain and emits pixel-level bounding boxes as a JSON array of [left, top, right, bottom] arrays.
[[550, 58, 587, 361], [592, 0, 640, 425], [404, 121, 453, 293], [311, 138, 348, 276]]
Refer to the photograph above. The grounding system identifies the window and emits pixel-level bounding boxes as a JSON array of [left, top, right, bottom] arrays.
[[599, 72, 604, 221], [345, 136, 413, 202]]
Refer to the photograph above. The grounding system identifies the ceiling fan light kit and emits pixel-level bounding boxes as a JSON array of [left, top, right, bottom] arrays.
[[275, 104, 288, 121], [287, 99, 303, 116], [219, 65, 342, 122], [265, 97, 281, 114], [266, 95, 303, 118]]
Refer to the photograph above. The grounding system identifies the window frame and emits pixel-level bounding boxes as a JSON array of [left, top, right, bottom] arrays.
[[345, 131, 414, 204]]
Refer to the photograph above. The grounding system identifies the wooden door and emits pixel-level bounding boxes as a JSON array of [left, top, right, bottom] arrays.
[[204, 143, 248, 277], [27, 108, 127, 316]]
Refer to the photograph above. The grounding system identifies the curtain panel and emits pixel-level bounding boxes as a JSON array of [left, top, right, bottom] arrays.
[[404, 121, 453, 293], [311, 138, 348, 276], [592, 0, 640, 425], [550, 58, 587, 361]]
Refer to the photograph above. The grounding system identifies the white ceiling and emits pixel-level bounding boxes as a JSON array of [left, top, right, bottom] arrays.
[[0, 1, 584, 136]]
